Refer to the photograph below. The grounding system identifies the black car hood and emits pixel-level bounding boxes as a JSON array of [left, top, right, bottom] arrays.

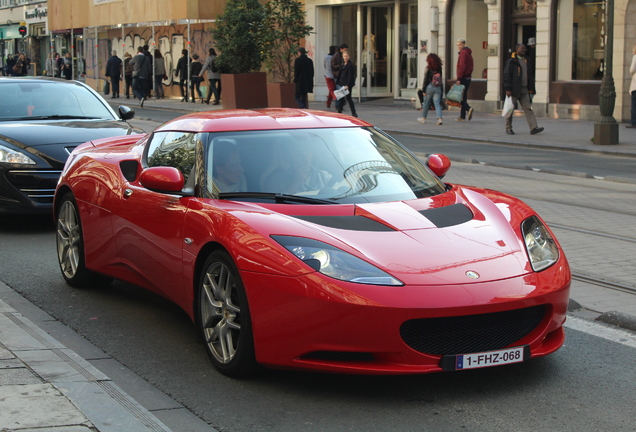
[[0, 120, 136, 147]]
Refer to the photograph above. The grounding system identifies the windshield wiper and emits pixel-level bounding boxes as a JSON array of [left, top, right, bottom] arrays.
[[218, 192, 338, 205], [7, 115, 103, 121]]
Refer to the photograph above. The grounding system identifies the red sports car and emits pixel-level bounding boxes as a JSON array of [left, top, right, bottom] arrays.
[[54, 109, 570, 377]]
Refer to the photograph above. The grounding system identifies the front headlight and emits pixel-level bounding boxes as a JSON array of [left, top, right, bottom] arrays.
[[521, 216, 559, 272], [0, 143, 36, 165], [272, 235, 404, 286]]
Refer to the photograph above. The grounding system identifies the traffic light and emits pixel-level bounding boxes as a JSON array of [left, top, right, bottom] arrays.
[[19, 26, 27, 37]]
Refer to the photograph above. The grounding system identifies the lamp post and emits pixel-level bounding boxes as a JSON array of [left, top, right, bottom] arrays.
[[594, 0, 618, 145]]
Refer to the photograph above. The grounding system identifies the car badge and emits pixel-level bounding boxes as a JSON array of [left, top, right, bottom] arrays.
[[465, 271, 480, 279]]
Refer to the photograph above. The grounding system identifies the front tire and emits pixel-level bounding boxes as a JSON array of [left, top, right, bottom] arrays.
[[197, 250, 257, 377], [56, 193, 111, 287]]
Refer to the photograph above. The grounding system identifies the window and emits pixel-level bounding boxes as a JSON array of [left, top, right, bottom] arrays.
[[556, 0, 604, 80]]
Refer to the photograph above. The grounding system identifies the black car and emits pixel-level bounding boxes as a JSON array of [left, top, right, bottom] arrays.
[[0, 77, 141, 215]]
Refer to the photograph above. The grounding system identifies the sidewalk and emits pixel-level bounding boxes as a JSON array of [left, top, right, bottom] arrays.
[[0, 281, 216, 432], [110, 94, 636, 158]]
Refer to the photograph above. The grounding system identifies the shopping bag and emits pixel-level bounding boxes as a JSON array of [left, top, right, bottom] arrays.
[[103, 80, 110, 95], [334, 87, 349, 100], [501, 95, 515, 118], [446, 84, 464, 103]]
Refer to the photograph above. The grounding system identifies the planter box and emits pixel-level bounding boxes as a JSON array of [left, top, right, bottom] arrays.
[[267, 82, 297, 108], [221, 72, 268, 109]]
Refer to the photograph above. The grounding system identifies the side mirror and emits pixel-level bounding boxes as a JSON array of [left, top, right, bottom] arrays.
[[139, 166, 185, 192], [426, 153, 451, 179], [119, 105, 135, 121]]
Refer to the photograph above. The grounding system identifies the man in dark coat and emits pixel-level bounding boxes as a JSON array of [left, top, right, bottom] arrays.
[[503, 43, 543, 136], [455, 38, 474, 121], [175, 49, 191, 102], [105, 51, 122, 98], [294, 47, 314, 109]]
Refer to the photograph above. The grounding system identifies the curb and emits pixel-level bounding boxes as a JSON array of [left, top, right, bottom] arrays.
[[596, 311, 636, 332]]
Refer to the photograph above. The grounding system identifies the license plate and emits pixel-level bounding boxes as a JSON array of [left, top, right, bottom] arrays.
[[441, 346, 528, 371]]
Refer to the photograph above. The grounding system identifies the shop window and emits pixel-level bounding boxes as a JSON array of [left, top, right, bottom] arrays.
[[556, 0, 604, 80]]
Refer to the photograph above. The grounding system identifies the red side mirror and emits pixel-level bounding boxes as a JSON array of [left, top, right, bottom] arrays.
[[139, 166, 185, 192], [426, 153, 451, 179]]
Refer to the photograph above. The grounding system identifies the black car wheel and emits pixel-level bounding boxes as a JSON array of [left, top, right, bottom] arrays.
[[56, 192, 111, 287], [197, 250, 257, 377]]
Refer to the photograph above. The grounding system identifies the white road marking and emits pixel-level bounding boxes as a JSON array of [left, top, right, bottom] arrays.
[[565, 315, 636, 349]]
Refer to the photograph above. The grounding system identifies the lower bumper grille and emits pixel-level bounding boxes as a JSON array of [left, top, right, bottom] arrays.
[[6, 170, 61, 205], [400, 305, 546, 356]]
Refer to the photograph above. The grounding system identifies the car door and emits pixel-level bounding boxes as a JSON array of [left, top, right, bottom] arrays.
[[110, 131, 203, 302]]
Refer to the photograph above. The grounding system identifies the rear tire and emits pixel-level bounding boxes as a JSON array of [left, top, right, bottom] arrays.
[[196, 250, 257, 377], [55, 192, 112, 287]]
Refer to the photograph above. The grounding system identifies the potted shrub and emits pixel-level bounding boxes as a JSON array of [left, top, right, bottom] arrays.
[[261, 0, 313, 108], [210, 0, 268, 109]]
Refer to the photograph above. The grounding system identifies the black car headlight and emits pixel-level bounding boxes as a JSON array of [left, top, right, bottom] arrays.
[[521, 216, 559, 272], [0, 142, 36, 165], [272, 236, 403, 286]]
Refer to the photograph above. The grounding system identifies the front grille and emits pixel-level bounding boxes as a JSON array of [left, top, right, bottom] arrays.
[[400, 305, 546, 356]]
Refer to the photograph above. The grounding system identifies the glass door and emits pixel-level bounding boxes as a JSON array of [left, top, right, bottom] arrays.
[[362, 4, 393, 97]]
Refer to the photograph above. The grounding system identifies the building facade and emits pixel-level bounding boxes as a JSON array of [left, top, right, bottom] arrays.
[[305, 0, 636, 122]]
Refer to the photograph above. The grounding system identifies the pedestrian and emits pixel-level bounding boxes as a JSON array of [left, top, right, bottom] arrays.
[[45, 52, 55, 77], [331, 44, 348, 83], [55, 53, 64, 78], [417, 53, 444, 126], [123, 52, 133, 99], [335, 51, 357, 118], [130, 46, 151, 107], [175, 49, 190, 102], [190, 53, 203, 103], [143, 45, 153, 98], [324, 45, 337, 108], [627, 44, 636, 128], [5, 55, 16, 76], [294, 47, 314, 109], [13, 53, 28, 76], [503, 43, 543, 135], [105, 50, 122, 98], [154, 49, 166, 99], [454, 38, 474, 121], [63, 53, 73, 80], [199, 47, 221, 105]]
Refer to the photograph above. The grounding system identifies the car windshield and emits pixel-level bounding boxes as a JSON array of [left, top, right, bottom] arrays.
[[0, 81, 115, 121], [205, 127, 446, 204]]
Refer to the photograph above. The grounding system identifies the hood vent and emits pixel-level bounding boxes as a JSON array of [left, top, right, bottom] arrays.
[[292, 215, 395, 232], [419, 204, 473, 228]]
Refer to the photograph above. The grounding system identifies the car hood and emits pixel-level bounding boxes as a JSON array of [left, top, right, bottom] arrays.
[[227, 187, 535, 286], [0, 120, 136, 147]]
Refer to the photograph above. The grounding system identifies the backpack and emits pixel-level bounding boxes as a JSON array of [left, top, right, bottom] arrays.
[[211, 60, 218, 73], [432, 72, 442, 87]]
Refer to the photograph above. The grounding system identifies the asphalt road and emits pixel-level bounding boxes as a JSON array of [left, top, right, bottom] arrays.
[[1, 163, 635, 431], [1, 217, 634, 432], [2, 106, 635, 431]]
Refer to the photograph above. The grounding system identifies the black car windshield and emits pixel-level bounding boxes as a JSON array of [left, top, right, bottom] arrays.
[[205, 127, 446, 204], [0, 81, 115, 121]]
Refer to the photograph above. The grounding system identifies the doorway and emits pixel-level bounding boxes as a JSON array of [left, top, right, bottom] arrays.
[[361, 4, 393, 97]]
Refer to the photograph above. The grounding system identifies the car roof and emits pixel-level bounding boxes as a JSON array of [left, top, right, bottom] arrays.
[[153, 108, 373, 133]]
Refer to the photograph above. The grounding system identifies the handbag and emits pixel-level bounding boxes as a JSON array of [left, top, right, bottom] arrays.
[[334, 87, 349, 100], [501, 95, 515, 118], [103, 80, 110, 95], [446, 84, 465, 103]]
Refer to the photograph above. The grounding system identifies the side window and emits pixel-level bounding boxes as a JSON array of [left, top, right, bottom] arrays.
[[146, 131, 198, 182]]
